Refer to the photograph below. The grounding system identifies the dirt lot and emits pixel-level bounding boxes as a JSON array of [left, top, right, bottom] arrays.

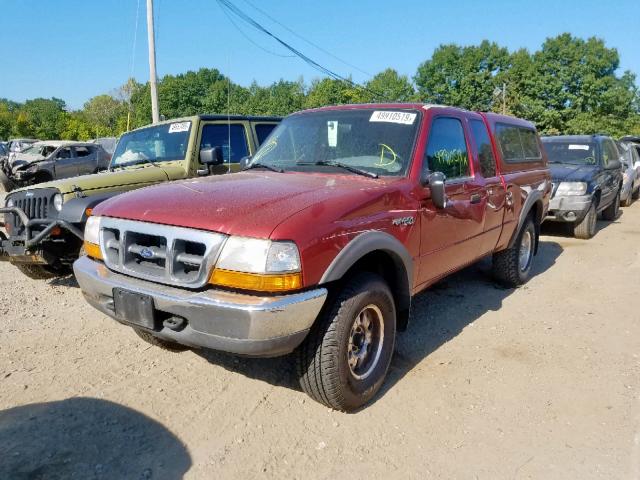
[[0, 189, 639, 479]]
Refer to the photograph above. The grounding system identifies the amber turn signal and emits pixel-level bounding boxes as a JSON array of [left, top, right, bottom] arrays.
[[209, 269, 302, 292], [84, 241, 103, 261]]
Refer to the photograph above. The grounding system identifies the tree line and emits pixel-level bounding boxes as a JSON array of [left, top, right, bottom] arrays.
[[1, 33, 638, 141]]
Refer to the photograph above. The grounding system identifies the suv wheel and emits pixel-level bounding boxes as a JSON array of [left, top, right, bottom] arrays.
[[632, 187, 640, 201], [602, 191, 620, 221], [492, 217, 536, 287], [132, 328, 189, 352], [296, 272, 396, 411], [573, 203, 597, 239], [622, 191, 633, 207]]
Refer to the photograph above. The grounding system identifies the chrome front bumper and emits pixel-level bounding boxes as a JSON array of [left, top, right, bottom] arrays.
[[74, 256, 328, 357]]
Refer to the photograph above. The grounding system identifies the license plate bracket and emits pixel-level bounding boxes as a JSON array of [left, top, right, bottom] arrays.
[[113, 288, 156, 330]]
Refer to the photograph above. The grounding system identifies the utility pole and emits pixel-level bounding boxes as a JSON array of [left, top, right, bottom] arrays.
[[146, 0, 160, 123], [502, 82, 506, 115]]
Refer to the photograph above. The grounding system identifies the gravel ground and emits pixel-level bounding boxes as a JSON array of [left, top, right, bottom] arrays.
[[0, 188, 639, 479]]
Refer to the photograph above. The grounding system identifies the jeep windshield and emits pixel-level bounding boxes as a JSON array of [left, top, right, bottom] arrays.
[[110, 121, 191, 168], [542, 140, 598, 165], [250, 109, 421, 177]]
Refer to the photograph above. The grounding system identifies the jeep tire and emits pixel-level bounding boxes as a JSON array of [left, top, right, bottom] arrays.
[[574, 203, 597, 239], [602, 191, 620, 221], [296, 272, 396, 411], [132, 328, 189, 352], [492, 217, 536, 287]]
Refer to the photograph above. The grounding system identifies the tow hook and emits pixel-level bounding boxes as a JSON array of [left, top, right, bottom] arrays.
[[163, 316, 186, 331]]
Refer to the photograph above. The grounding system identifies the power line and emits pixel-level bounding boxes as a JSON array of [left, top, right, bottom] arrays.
[[240, 0, 372, 78], [215, 0, 385, 100], [218, 3, 295, 58]]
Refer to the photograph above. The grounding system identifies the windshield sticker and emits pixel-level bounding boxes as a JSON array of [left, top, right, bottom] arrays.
[[370, 111, 417, 125], [168, 121, 191, 133], [568, 144, 590, 150], [327, 121, 338, 147]]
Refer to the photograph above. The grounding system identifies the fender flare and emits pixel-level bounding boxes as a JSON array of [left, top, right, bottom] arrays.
[[507, 189, 544, 250], [319, 231, 413, 314], [57, 192, 120, 223]]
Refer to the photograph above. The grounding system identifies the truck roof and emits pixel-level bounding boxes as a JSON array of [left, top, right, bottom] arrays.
[[125, 114, 282, 134]]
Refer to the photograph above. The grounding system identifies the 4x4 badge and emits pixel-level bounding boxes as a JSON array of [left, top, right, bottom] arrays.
[[392, 216, 415, 226]]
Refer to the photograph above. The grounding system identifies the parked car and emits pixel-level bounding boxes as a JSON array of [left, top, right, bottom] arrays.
[[617, 141, 640, 206], [0, 115, 281, 279], [0, 141, 112, 191], [6, 138, 38, 161], [541, 135, 623, 239], [74, 104, 551, 411]]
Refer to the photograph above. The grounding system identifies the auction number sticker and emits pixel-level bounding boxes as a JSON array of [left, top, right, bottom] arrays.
[[168, 121, 191, 133], [370, 111, 417, 125], [568, 144, 590, 150]]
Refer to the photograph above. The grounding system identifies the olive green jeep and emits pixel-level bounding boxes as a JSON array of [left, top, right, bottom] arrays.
[[0, 115, 280, 279]]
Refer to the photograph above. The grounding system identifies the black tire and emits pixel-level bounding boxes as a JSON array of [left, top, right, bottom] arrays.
[[14, 263, 71, 280], [622, 193, 633, 207], [492, 217, 536, 287], [573, 203, 597, 239], [132, 328, 189, 352], [296, 272, 396, 411], [632, 187, 640, 201], [602, 191, 620, 221]]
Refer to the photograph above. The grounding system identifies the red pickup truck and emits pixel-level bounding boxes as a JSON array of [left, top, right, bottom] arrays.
[[74, 104, 551, 411]]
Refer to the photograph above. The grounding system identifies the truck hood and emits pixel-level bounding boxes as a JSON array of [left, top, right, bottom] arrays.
[[95, 171, 388, 238], [550, 164, 597, 183], [10, 164, 186, 196]]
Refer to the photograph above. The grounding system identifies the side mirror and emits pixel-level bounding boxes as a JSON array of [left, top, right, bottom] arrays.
[[199, 146, 224, 166], [607, 159, 621, 170], [240, 155, 252, 170], [424, 171, 447, 209]]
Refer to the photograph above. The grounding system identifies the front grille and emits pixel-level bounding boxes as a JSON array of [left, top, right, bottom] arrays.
[[5, 188, 58, 233], [99, 217, 227, 289]]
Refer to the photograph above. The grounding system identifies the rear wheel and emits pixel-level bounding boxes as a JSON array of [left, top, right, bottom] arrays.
[[602, 191, 620, 221], [632, 187, 640, 201], [492, 217, 536, 287], [573, 203, 597, 239], [296, 272, 396, 411], [622, 190, 633, 207], [132, 328, 189, 352]]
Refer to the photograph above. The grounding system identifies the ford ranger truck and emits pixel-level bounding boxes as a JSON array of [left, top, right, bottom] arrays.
[[0, 115, 280, 279], [74, 104, 551, 411]]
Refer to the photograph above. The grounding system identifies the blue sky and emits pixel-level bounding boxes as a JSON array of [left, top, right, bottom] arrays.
[[1, 0, 638, 109]]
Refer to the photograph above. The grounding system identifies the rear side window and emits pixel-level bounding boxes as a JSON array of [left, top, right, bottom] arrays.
[[200, 124, 249, 163], [601, 139, 619, 166], [425, 117, 470, 180], [75, 146, 92, 157], [469, 119, 496, 177], [496, 124, 541, 163], [255, 123, 277, 145]]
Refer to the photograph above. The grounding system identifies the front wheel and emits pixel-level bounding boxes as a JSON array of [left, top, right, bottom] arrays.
[[573, 203, 597, 239], [602, 192, 620, 220], [296, 272, 396, 411], [492, 217, 536, 287]]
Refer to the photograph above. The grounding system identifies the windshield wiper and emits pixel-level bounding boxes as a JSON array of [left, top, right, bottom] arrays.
[[297, 161, 378, 178], [243, 162, 284, 173]]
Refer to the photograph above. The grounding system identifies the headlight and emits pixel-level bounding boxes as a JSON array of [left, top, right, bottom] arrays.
[[5, 198, 14, 208], [556, 182, 587, 196], [53, 193, 63, 212], [83, 216, 103, 260], [210, 237, 302, 292]]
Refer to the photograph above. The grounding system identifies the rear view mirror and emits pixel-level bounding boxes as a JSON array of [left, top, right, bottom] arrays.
[[200, 146, 224, 166], [426, 172, 447, 209]]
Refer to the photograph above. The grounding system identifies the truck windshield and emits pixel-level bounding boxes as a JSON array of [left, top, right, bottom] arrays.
[[110, 121, 191, 168], [542, 140, 598, 165], [250, 109, 420, 177]]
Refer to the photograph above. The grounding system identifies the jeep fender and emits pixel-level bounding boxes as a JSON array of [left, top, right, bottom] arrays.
[[319, 230, 413, 318], [58, 192, 120, 224], [507, 189, 544, 251]]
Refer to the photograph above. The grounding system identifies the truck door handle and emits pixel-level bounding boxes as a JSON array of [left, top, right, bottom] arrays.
[[470, 193, 482, 204]]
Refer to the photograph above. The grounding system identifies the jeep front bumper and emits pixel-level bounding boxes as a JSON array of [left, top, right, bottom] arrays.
[[545, 194, 592, 223], [73, 256, 327, 357]]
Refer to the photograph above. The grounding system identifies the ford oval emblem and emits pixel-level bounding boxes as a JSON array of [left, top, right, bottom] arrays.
[[140, 248, 154, 259]]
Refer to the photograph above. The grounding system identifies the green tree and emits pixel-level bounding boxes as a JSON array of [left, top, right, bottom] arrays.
[[358, 69, 416, 103], [304, 78, 361, 109], [414, 41, 510, 110], [82, 94, 127, 137]]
